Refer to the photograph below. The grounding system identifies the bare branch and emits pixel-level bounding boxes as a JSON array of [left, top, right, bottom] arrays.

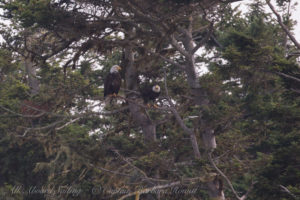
[[279, 185, 298, 199], [275, 72, 300, 83], [120, 88, 141, 95], [95, 105, 131, 116], [291, 88, 300, 94], [170, 35, 190, 58], [211, 35, 224, 49], [208, 152, 240, 199], [55, 118, 80, 130], [158, 54, 186, 70], [163, 69, 201, 159], [208, 152, 257, 200], [266, 0, 300, 50], [192, 22, 214, 54], [18, 119, 66, 137], [240, 181, 257, 200]]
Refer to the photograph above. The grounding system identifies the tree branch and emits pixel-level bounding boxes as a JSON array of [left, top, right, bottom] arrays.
[[18, 119, 66, 137], [275, 72, 300, 83], [208, 152, 257, 200], [192, 22, 214, 54], [266, 0, 300, 49], [279, 185, 298, 199], [55, 118, 80, 130], [158, 54, 186, 70], [170, 35, 190, 58], [163, 69, 201, 159]]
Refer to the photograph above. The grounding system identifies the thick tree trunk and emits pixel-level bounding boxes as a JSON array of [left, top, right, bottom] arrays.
[[123, 44, 156, 142], [179, 19, 221, 199], [207, 178, 225, 200], [202, 129, 217, 150], [180, 20, 217, 152], [24, 55, 40, 96]]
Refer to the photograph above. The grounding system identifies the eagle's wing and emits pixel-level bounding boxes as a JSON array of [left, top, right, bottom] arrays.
[[104, 73, 112, 97], [140, 85, 151, 103], [113, 73, 122, 94]]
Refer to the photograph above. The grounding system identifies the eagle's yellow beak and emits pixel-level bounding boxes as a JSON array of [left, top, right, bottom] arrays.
[[155, 85, 159, 89], [117, 66, 121, 71]]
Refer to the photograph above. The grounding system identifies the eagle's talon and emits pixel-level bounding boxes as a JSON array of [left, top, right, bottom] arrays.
[[141, 84, 161, 109]]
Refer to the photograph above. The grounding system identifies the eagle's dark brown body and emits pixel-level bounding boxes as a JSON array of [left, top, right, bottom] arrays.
[[104, 72, 121, 97], [140, 84, 161, 103]]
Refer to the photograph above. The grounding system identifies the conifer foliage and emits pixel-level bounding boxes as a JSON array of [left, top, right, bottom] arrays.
[[0, 0, 299, 199]]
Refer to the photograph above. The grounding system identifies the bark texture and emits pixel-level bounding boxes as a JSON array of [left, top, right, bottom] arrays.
[[124, 43, 156, 142], [24, 55, 40, 96], [177, 17, 221, 198]]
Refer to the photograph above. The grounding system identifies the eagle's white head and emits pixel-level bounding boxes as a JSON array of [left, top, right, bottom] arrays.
[[152, 85, 160, 93], [110, 65, 121, 73]]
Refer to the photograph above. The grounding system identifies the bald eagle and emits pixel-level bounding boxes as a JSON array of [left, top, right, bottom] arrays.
[[140, 84, 161, 106], [104, 65, 122, 97]]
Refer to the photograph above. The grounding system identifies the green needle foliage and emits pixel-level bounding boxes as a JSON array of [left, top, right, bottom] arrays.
[[0, 0, 299, 200]]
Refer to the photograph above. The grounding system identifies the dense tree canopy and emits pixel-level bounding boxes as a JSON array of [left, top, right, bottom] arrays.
[[0, 0, 299, 199]]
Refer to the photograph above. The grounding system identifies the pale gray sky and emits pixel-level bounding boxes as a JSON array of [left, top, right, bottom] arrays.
[[290, 2, 300, 41]]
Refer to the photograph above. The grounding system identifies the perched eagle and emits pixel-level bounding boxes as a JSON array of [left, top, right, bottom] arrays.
[[140, 84, 161, 106], [104, 65, 122, 97]]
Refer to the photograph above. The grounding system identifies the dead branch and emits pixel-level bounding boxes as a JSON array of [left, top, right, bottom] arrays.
[[19, 119, 66, 137], [266, 0, 300, 50], [163, 69, 201, 159], [192, 22, 214, 54], [208, 152, 257, 200], [55, 118, 80, 130], [170, 35, 190, 58], [279, 185, 298, 199], [275, 72, 300, 83], [158, 54, 186, 70]]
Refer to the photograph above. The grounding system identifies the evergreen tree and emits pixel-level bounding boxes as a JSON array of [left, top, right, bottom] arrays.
[[0, 0, 299, 199]]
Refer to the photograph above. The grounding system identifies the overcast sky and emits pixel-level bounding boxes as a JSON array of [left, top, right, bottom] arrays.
[[290, 2, 300, 41]]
